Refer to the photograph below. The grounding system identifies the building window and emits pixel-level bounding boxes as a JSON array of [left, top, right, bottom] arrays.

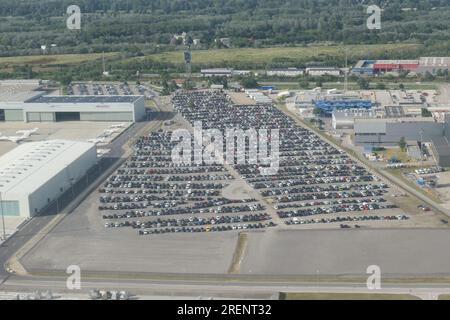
[[0, 201, 20, 216]]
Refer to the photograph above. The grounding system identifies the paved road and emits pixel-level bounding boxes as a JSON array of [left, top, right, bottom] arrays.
[[2, 273, 450, 299]]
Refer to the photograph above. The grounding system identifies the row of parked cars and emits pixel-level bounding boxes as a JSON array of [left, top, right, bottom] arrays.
[[172, 91, 400, 226], [66, 83, 149, 96], [278, 202, 398, 218], [286, 215, 409, 226], [105, 213, 271, 229], [138, 222, 277, 235], [99, 129, 275, 235]]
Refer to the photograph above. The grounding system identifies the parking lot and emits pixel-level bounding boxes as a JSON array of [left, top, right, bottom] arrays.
[[97, 129, 276, 237], [21, 186, 239, 274], [240, 229, 450, 276], [172, 91, 409, 229], [19, 89, 448, 275], [67, 82, 153, 99]]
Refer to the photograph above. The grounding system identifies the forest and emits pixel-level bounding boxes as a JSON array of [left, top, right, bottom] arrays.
[[0, 0, 449, 57]]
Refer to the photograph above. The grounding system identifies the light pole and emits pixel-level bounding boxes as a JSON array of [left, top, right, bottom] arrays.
[[70, 178, 75, 200], [0, 192, 6, 242]]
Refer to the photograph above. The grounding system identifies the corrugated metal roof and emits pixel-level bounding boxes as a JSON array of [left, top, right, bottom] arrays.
[[0, 140, 95, 195], [419, 57, 450, 67], [354, 119, 387, 134], [332, 109, 375, 121]]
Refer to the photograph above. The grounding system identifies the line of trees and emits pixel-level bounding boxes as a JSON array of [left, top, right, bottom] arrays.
[[0, 0, 449, 56]]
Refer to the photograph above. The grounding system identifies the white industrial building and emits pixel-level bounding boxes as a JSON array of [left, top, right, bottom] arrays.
[[245, 90, 272, 104], [306, 67, 342, 77], [267, 68, 304, 77], [200, 68, 234, 77], [417, 57, 450, 75], [332, 109, 375, 130], [0, 140, 97, 218], [0, 94, 146, 122]]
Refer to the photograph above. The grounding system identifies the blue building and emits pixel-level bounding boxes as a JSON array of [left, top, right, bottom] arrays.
[[351, 60, 376, 75], [314, 99, 373, 115]]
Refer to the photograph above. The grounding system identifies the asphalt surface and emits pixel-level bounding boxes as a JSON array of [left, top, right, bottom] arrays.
[[0, 121, 147, 280], [3, 273, 450, 299], [0, 94, 163, 284], [2, 93, 450, 298]]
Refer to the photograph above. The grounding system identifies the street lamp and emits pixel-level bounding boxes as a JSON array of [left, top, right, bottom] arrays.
[[0, 191, 6, 242]]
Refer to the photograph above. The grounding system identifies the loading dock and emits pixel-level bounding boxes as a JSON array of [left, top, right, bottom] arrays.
[[55, 112, 81, 122]]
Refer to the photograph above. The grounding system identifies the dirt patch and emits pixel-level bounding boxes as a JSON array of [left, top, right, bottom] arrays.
[[227, 232, 248, 274]]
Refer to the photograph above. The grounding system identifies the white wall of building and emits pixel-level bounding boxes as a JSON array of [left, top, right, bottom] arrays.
[[0, 96, 146, 122], [0, 140, 97, 218]]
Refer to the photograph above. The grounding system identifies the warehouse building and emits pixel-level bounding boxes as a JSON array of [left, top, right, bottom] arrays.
[[431, 136, 450, 168], [417, 57, 450, 75], [354, 116, 450, 167], [266, 68, 304, 77], [0, 140, 97, 218], [372, 60, 419, 72], [0, 95, 146, 122], [354, 117, 442, 145], [332, 109, 375, 130], [306, 67, 341, 77], [434, 114, 450, 167], [351, 60, 376, 75], [314, 99, 373, 115], [352, 57, 450, 75], [200, 68, 234, 77]]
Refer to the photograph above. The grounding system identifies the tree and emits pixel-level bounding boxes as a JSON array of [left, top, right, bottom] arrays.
[[299, 80, 309, 89], [357, 77, 370, 90], [376, 83, 386, 90], [57, 73, 72, 86], [399, 137, 407, 151], [208, 76, 228, 89], [421, 108, 432, 117], [161, 81, 171, 96], [182, 80, 195, 90], [240, 76, 258, 89], [313, 108, 322, 116], [423, 71, 435, 81], [399, 83, 405, 90]]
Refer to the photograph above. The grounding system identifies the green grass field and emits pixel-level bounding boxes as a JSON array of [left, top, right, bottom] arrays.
[[140, 43, 422, 65], [0, 52, 118, 66]]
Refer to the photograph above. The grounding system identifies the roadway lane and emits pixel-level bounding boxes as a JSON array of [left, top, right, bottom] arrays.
[[2, 273, 450, 299]]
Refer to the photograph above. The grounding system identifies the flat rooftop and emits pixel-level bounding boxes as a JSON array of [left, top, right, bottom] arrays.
[[419, 57, 450, 67], [375, 60, 419, 65], [26, 95, 143, 104], [333, 109, 375, 120], [355, 117, 436, 124], [0, 80, 45, 102], [0, 140, 95, 195]]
